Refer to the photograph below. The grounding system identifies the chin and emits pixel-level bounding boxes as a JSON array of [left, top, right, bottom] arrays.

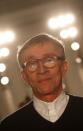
[[37, 86, 55, 95]]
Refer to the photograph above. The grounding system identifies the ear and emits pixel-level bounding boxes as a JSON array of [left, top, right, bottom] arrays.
[[62, 60, 68, 77]]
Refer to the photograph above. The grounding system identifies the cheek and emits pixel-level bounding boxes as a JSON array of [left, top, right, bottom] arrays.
[[51, 68, 63, 83], [26, 73, 37, 86]]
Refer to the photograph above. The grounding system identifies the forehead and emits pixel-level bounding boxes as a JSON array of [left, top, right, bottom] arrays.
[[20, 42, 61, 62]]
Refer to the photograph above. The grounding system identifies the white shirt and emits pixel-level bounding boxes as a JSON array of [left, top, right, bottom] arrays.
[[33, 91, 69, 123]]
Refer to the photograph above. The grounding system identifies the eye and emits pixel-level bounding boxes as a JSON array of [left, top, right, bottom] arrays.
[[28, 61, 37, 71], [27, 61, 36, 66], [45, 57, 55, 63], [44, 56, 58, 68]]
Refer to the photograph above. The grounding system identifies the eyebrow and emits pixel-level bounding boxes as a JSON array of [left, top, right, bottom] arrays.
[[23, 54, 64, 64], [24, 53, 59, 60]]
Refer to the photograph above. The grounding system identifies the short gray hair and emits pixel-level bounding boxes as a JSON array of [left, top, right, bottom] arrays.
[[17, 33, 65, 69]]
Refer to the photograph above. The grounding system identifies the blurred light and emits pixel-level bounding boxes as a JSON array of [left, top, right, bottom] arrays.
[[65, 13, 75, 25], [48, 13, 75, 29], [0, 76, 9, 85], [68, 27, 78, 38], [0, 63, 6, 72], [60, 29, 69, 39], [71, 42, 80, 51], [75, 57, 82, 63], [58, 14, 75, 28], [57, 15, 65, 28], [0, 48, 10, 57], [60, 27, 78, 39], [0, 31, 15, 45], [48, 18, 59, 29]]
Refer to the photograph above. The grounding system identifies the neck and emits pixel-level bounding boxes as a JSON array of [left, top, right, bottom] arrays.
[[34, 88, 63, 102]]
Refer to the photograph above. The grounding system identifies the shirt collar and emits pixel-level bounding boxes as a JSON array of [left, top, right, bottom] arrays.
[[33, 91, 69, 122]]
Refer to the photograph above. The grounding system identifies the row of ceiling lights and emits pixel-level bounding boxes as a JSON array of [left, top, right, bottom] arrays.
[[0, 31, 15, 85], [48, 13, 82, 64]]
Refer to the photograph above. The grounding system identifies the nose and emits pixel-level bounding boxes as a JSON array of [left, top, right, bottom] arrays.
[[37, 61, 48, 74]]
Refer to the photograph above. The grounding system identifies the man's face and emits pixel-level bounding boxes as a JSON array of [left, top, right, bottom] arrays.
[[21, 42, 68, 100]]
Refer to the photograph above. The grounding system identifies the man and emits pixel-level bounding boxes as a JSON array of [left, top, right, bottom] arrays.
[[0, 34, 83, 130]]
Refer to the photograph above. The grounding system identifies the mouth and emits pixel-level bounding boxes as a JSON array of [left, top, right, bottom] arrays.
[[38, 77, 51, 83]]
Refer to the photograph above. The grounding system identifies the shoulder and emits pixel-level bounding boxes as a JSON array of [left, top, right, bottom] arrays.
[[0, 101, 35, 130], [68, 94, 83, 109], [1, 100, 33, 124], [69, 94, 83, 102]]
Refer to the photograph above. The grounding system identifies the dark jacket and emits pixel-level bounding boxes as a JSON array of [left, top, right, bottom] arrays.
[[0, 95, 83, 130]]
